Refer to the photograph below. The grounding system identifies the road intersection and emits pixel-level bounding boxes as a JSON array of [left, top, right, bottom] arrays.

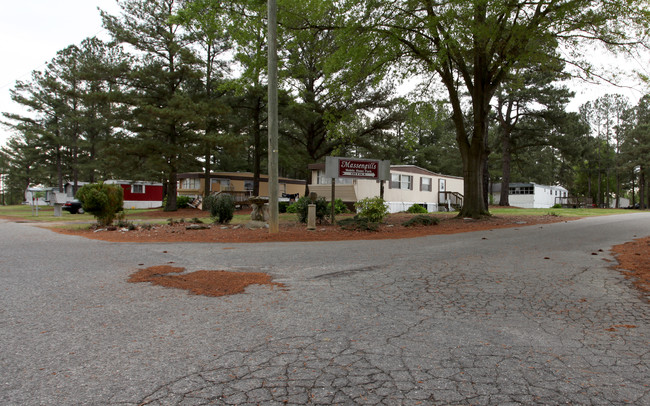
[[1, 213, 649, 405]]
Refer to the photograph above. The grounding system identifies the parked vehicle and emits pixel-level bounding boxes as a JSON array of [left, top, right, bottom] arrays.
[[62, 200, 84, 214]]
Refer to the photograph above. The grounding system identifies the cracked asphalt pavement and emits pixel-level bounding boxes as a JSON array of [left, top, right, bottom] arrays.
[[1, 213, 649, 405]]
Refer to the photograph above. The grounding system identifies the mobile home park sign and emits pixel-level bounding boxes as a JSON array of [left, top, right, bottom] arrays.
[[325, 157, 390, 181]]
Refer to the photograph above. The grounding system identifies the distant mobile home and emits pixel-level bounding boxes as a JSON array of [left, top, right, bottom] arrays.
[[177, 172, 306, 202], [308, 164, 464, 213], [63, 180, 163, 209], [491, 182, 568, 209]]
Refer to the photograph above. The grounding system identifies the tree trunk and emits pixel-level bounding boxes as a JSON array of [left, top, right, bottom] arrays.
[[499, 134, 511, 206], [640, 168, 645, 210], [460, 153, 487, 217], [164, 166, 178, 211]]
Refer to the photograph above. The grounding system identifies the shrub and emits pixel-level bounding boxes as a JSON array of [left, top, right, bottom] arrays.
[[177, 195, 192, 209], [552, 203, 562, 209], [406, 204, 428, 214], [328, 198, 349, 215], [338, 217, 380, 232], [402, 215, 440, 227], [76, 182, 124, 226], [210, 193, 235, 224], [285, 202, 298, 213], [279, 201, 290, 213], [292, 196, 329, 223], [355, 197, 388, 223]]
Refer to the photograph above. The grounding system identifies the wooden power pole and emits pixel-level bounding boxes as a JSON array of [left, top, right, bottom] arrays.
[[267, 0, 279, 233]]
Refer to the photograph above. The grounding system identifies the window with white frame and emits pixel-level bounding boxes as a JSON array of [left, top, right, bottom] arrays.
[[421, 177, 432, 192], [316, 170, 353, 185], [181, 178, 200, 190], [218, 179, 232, 190], [391, 174, 412, 190], [131, 184, 145, 194]]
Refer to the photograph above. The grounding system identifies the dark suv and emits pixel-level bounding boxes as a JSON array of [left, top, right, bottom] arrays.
[[62, 200, 84, 214]]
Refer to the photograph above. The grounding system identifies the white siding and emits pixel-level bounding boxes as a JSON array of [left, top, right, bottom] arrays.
[[309, 165, 463, 213], [494, 184, 568, 209]]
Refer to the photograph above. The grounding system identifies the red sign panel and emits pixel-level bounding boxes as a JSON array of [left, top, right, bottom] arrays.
[[338, 159, 379, 179]]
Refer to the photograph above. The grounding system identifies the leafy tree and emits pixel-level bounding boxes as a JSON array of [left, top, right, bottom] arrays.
[[579, 95, 632, 207], [492, 61, 580, 206], [621, 94, 650, 208], [337, 0, 649, 217], [280, 0, 403, 189]]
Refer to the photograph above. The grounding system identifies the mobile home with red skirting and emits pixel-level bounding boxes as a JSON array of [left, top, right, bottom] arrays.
[[104, 180, 163, 209]]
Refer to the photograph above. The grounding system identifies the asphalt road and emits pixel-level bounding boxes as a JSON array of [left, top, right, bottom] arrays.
[[1, 213, 649, 405]]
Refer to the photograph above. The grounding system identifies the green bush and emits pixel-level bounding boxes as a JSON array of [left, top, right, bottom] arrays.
[[76, 182, 124, 226], [338, 217, 380, 232], [552, 203, 562, 209], [402, 215, 440, 227], [355, 197, 389, 223], [406, 204, 428, 214], [279, 201, 290, 213], [177, 195, 192, 209], [285, 202, 298, 213], [327, 198, 349, 215], [209, 193, 235, 224], [292, 196, 329, 223]]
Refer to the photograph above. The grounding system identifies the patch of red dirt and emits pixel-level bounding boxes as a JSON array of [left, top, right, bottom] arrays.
[[128, 265, 284, 297], [611, 237, 650, 295], [55, 212, 576, 243]]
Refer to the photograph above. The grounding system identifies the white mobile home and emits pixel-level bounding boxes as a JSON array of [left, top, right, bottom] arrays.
[[308, 164, 464, 213], [491, 182, 568, 209]]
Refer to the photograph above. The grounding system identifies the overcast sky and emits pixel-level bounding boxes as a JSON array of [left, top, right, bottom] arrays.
[[0, 0, 120, 147], [0, 1, 646, 149]]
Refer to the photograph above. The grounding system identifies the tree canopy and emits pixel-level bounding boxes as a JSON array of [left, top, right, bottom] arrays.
[[1, 0, 649, 213]]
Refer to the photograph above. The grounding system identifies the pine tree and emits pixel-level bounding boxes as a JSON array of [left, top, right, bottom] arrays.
[[102, 0, 204, 211]]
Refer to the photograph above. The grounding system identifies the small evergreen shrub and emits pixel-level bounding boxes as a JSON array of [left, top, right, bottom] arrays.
[[292, 196, 329, 223], [406, 204, 428, 214], [552, 203, 562, 209], [210, 193, 235, 224], [355, 197, 389, 223], [328, 198, 349, 215], [338, 217, 380, 232], [285, 202, 298, 213], [402, 215, 440, 227], [176, 195, 192, 209], [76, 182, 124, 226], [279, 201, 290, 213]]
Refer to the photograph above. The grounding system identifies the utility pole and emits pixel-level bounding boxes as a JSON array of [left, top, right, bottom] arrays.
[[267, 0, 279, 233]]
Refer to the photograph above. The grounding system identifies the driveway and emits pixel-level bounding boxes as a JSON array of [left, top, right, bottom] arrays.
[[1, 213, 649, 405]]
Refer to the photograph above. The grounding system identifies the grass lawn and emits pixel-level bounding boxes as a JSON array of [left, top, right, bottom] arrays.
[[489, 207, 634, 217], [0, 205, 160, 223], [1, 204, 638, 225]]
